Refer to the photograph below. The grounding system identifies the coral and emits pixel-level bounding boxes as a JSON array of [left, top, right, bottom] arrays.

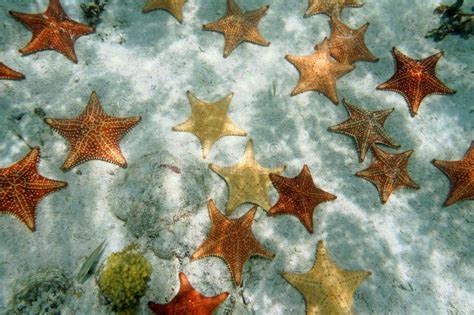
[[97, 243, 152, 313], [81, 0, 108, 27], [7, 267, 73, 315]]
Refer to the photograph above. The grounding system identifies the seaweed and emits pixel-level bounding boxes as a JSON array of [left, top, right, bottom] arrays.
[[426, 0, 474, 41], [81, 0, 108, 27], [76, 240, 106, 284]]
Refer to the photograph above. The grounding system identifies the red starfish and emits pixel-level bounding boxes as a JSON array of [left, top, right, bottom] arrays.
[[44, 91, 141, 171], [0, 62, 25, 80], [148, 272, 229, 314], [432, 142, 474, 207], [9, 0, 94, 63], [0, 147, 67, 231], [269, 165, 336, 233], [377, 47, 456, 117]]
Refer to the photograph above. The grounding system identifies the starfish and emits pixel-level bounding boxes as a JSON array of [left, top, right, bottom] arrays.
[[283, 240, 371, 315], [432, 142, 474, 207], [191, 200, 274, 286], [356, 146, 419, 204], [148, 272, 229, 314], [0, 147, 67, 231], [304, 0, 364, 18], [209, 139, 286, 215], [9, 0, 94, 64], [377, 47, 456, 117], [172, 91, 247, 158], [285, 38, 354, 104], [44, 91, 141, 171], [0, 62, 25, 80], [328, 99, 400, 162], [203, 0, 270, 58], [328, 16, 378, 65], [269, 165, 336, 233], [143, 0, 187, 23]]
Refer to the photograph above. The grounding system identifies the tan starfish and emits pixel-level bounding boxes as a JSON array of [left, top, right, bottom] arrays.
[[283, 240, 371, 315], [328, 16, 378, 65], [209, 139, 286, 215], [285, 38, 354, 104], [328, 99, 400, 162], [432, 142, 474, 206], [44, 91, 141, 171], [143, 0, 187, 23], [172, 91, 247, 158], [304, 0, 364, 18], [356, 146, 419, 204], [203, 0, 270, 58], [191, 200, 274, 286]]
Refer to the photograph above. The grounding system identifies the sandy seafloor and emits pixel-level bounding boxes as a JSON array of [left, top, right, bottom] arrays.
[[0, 0, 473, 314]]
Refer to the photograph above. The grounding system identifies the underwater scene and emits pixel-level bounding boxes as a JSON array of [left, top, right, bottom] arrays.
[[0, 0, 473, 314]]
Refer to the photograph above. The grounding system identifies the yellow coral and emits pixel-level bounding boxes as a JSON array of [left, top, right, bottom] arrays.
[[98, 243, 152, 313]]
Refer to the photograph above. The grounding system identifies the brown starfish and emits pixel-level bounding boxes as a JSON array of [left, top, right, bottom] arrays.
[[283, 240, 371, 314], [148, 272, 229, 314], [377, 47, 456, 117], [143, 0, 187, 23], [0, 62, 25, 80], [432, 142, 474, 207], [44, 91, 141, 171], [191, 200, 274, 286], [356, 146, 419, 204], [269, 165, 336, 234], [285, 38, 354, 104], [203, 0, 270, 58], [9, 0, 94, 63], [328, 16, 378, 65], [304, 0, 364, 18], [328, 99, 400, 162], [0, 147, 67, 231]]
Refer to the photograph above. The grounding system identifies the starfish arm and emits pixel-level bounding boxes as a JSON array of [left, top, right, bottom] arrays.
[[45, 0, 68, 19], [433, 159, 474, 206], [48, 29, 79, 63], [61, 20, 95, 40], [245, 5, 269, 23], [103, 116, 142, 141], [11, 190, 37, 231], [339, 269, 371, 293], [243, 27, 270, 46], [17, 28, 56, 56], [226, 0, 242, 15], [9, 11, 47, 34], [223, 35, 243, 58], [84, 91, 107, 117], [172, 119, 194, 132], [304, 0, 327, 17], [346, 0, 364, 7], [44, 118, 83, 145]]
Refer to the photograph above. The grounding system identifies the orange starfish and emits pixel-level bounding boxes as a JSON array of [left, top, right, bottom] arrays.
[[148, 272, 229, 314], [191, 200, 274, 286], [44, 91, 141, 171], [203, 0, 270, 58], [0, 62, 25, 80], [377, 47, 456, 117], [432, 142, 474, 207], [0, 147, 67, 231], [328, 99, 400, 162], [304, 0, 363, 18], [9, 0, 94, 63], [285, 38, 354, 104], [328, 16, 378, 65], [356, 146, 419, 204], [269, 165, 336, 234]]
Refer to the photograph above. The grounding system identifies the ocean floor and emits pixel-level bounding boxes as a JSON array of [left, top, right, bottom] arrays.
[[0, 0, 473, 314]]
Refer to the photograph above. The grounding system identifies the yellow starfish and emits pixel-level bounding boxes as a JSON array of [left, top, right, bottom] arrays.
[[143, 0, 187, 23], [209, 139, 286, 215], [283, 240, 371, 315], [172, 91, 247, 159]]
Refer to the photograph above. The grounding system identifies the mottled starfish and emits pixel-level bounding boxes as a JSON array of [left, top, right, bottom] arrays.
[[328, 16, 378, 65], [328, 99, 400, 162], [269, 165, 336, 233], [286, 38, 354, 104], [143, 0, 187, 23], [209, 139, 286, 215], [357, 146, 419, 204], [44, 91, 141, 171], [0, 62, 25, 80], [432, 142, 474, 207], [9, 0, 94, 63], [0, 147, 67, 231], [191, 200, 274, 286], [148, 272, 229, 314], [377, 47, 456, 117], [304, 0, 364, 18], [172, 91, 247, 158], [203, 0, 270, 58], [283, 240, 371, 314]]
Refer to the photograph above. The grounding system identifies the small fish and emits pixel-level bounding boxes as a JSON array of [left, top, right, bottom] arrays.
[[76, 240, 106, 284], [159, 164, 182, 174]]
